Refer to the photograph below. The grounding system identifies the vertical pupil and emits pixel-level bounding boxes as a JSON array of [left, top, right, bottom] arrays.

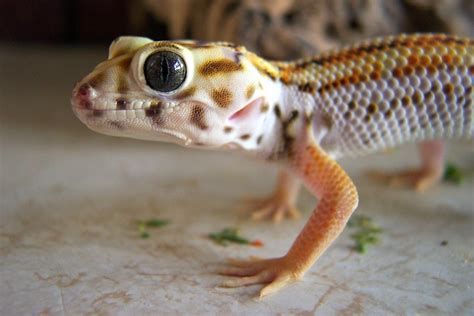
[[145, 51, 186, 92], [160, 56, 169, 83]]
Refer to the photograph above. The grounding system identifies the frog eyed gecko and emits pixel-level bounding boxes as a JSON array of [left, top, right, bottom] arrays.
[[71, 34, 473, 298]]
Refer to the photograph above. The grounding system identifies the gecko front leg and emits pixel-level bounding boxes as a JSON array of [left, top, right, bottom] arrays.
[[369, 140, 445, 192], [220, 140, 359, 298], [251, 169, 301, 222]]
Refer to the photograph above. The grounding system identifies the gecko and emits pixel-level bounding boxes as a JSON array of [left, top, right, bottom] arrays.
[[71, 33, 473, 298]]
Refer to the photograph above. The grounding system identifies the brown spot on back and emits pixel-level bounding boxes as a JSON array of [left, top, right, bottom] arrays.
[[408, 55, 419, 65], [390, 99, 401, 109], [420, 55, 430, 66], [403, 66, 414, 76], [402, 96, 412, 107], [224, 126, 233, 133], [341, 77, 350, 86], [392, 67, 403, 78], [174, 86, 196, 100], [190, 105, 208, 130], [413, 91, 423, 104], [245, 85, 255, 100], [298, 83, 316, 93], [274, 105, 282, 118], [240, 134, 251, 140], [322, 113, 333, 129], [443, 83, 454, 95], [211, 88, 233, 108], [442, 54, 453, 65], [367, 103, 377, 114], [199, 59, 243, 76], [348, 101, 357, 110], [370, 71, 381, 81], [349, 74, 359, 84], [431, 55, 442, 66], [427, 65, 437, 74]]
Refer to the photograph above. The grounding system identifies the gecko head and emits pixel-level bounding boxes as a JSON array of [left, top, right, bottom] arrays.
[[72, 36, 276, 150]]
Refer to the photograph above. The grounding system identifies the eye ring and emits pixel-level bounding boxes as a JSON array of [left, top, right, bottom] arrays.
[[144, 51, 186, 93]]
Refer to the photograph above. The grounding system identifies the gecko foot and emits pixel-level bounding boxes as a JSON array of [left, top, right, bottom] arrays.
[[218, 256, 302, 299], [367, 167, 443, 192], [249, 196, 301, 223]]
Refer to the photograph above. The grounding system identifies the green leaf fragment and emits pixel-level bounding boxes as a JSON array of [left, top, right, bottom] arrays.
[[209, 228, 250, 246], [347, 215, 382, 254], [137, 218, 169, 238], [144, 219, 169, 227], [443, 163, 464, 185], [138, 222, 149, 238]]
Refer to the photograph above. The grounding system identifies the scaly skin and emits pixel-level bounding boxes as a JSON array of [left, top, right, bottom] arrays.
[[71, 34, 473, 298]]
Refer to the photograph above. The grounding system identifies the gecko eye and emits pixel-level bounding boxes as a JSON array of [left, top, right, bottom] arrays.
[[144, 51, 186, 92]]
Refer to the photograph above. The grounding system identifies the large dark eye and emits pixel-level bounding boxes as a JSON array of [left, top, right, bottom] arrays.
[[144, 51, 186, 92]]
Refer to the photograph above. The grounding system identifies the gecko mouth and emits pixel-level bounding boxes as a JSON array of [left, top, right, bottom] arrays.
[[228, 97, 264, 121]]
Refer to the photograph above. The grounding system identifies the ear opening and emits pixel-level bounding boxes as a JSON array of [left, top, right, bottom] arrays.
[[229, 97, 264, 121], [108, 36, 153, 59]]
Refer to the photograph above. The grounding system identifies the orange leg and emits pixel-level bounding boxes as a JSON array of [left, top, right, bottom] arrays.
[[369, 140, 445, 192], [220, 142, 359, 298], [251, 170, 301, 223]]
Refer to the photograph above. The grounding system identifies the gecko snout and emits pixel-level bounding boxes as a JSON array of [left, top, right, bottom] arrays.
[[71, 83, 98, 110]]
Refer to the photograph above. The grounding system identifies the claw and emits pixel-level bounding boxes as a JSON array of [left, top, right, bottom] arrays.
[[219, 256, 302, 298], [221, 272, 272, 288], [250, 197, 301, 222], [259, 274, 293, 298], [248, 170, 301, 222]]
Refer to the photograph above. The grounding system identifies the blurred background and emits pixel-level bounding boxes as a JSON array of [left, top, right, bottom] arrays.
[[1, 0, 473, 59]]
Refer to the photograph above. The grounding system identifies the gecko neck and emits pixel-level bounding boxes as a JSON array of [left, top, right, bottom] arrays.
[[252, 72, 320, 161]]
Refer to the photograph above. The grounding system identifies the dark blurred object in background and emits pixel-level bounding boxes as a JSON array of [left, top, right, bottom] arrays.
[[1, 0, 473, 59], [138, 0, 474, 59], [0, 0, 166, 42]]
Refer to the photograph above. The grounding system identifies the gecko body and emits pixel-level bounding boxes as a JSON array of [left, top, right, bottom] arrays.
[[72, 34, 473, 298]]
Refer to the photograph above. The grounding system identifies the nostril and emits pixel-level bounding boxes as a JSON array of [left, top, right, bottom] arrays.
[[76, 84, 92, 99]]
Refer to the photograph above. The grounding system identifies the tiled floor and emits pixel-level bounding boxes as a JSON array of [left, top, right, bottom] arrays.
[[1, 44, 473, 315]]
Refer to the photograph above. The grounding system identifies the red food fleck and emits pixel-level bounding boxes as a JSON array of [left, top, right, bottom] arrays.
[[250, 240, 264, 247]]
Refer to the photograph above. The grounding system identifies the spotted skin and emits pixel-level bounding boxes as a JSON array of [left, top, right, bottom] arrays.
[[72, 34, 473, 298]]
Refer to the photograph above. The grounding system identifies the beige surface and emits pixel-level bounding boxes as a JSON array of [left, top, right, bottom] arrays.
[[1, 45, 473, 315]]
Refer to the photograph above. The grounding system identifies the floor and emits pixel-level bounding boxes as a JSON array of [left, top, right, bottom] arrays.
[[1, 44, 473, 315]]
